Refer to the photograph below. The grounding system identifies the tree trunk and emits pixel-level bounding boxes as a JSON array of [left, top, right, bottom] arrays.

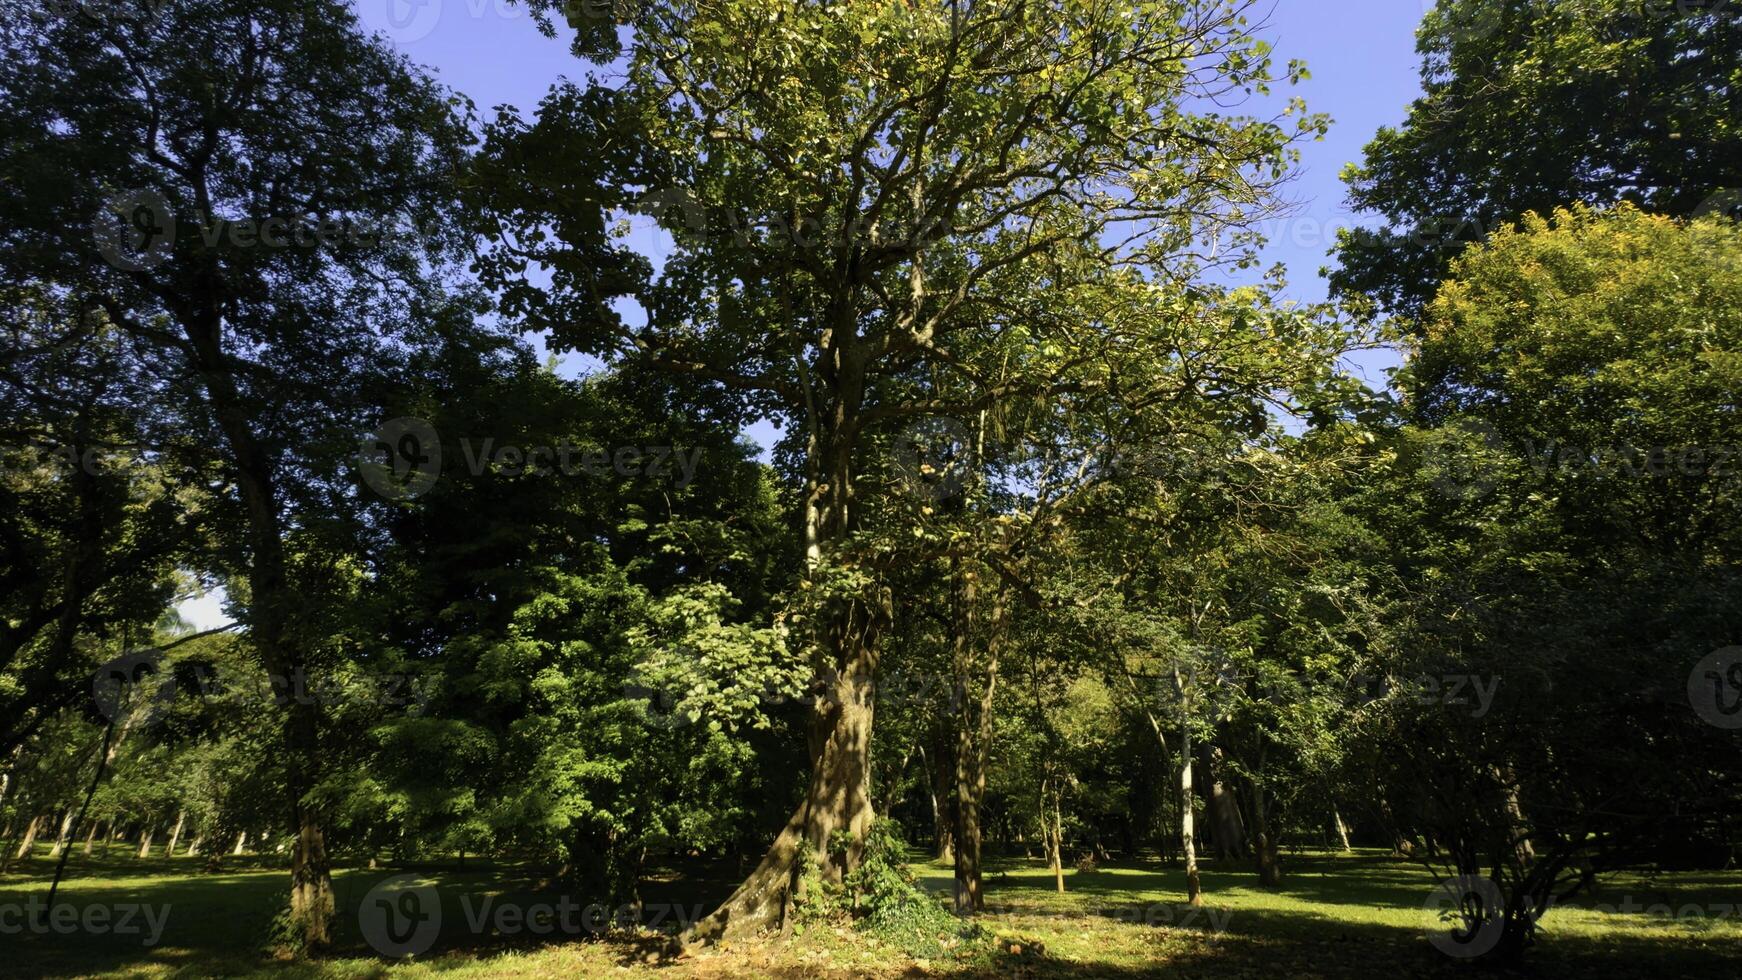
[[1205, 745, 1248, 861], [137, 823, 156, 859], [686, 592, 884, 942], [233, 830, 247, 856], [950, 565, 1003, 915], [49, 810, 76, 858], [685, 402, 888, 944], [12, 814, 41, 862], [1048, 782, 1065, 893], [1251, 782, 1282, 886], [1332, 805, 1352, 853], [165, 809, 186, 857], [1179, 723, 1203, 907], [182, 308, 333, 951], [82, 818, 100, 856], [925, 737, 955, 862]]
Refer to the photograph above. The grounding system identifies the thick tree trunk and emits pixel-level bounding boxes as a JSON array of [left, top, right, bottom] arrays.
[[687, 594, 882, 942], [137, 823, 156, 859], [686, 389, 891, 945]]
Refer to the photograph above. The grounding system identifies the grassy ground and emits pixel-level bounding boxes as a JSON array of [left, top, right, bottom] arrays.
[[2, 842, 1738, 978]]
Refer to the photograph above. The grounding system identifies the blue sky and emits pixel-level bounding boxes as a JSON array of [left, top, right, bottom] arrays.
[[177, 2, 1435, 630]]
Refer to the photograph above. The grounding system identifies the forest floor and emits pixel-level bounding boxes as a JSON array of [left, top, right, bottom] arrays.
[[2, 845, 1739, 978]]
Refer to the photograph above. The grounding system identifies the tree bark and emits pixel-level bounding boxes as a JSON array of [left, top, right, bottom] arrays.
[[925, 737, 955, 862], [1047, 781, 1065, 893], [1179, 725, 1203, 907], [1332, 805, 1352, 853], [137, 822, 156, 859], [1174, 666, 1203, 907], [1250, 782, 1282, 886], [12, 814, 41, 862], [951, 566, 1003, 915], [49, 810, 75, 858], [165, 809, 186, 857], [82, 819, 100, 857], [1205, 745, 1248, 860]]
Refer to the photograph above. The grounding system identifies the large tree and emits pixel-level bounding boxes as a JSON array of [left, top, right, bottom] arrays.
[[487, 0, 1325, 940], [0, 0, 472, 947]]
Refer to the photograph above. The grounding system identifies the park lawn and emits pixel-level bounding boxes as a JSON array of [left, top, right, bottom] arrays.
[[2, 845, 1739, 978]]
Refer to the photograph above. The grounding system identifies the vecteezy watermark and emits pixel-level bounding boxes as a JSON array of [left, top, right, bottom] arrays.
[[625, 184, 960, 254], [356, 417, 705, 500], [353, 0, 635, 48], [39, 0, 169, 27], [0, 898, 171, 946], [1424, 417, 1506, 502], [92, 191, 447, 271], [93, 189, 175, 271], [1522, 439, 1742, 482], [359, 875, 442, 958], [893, 417, 974, 502], [1420, 0, 1740, 48], [92, 650, 436, 728], [1543, 894, 1739, 921], [358, 875, 704, 958], [1688, 646, 1742, 729], [359, 417, 443, 501], [456, 439, 702, 487], [92, 648, 178, 727], [1104, 903, 1232, 932], [1423, 875, 1506, 959]]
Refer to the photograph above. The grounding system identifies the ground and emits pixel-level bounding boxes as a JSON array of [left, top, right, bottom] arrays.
[[2, 844, 1738, 978]]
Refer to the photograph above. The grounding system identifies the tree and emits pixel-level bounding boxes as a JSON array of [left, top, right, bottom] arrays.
[[0, 0, 473, 947], [1332, 0, 1742, 320], [1344, 205, 1742, 962], [485, 0, 1325, 940]]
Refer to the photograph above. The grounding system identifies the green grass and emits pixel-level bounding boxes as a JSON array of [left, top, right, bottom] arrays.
[[2, 843, 1738, 978]]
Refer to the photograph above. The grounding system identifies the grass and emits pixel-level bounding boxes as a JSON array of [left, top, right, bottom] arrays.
[[2, 842, 1738, 978]]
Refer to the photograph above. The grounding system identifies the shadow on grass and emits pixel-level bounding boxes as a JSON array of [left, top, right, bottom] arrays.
[[2, 849, 1738, 978]]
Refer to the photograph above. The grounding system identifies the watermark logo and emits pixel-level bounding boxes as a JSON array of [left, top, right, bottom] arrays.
[[1689, 646, 1742, 729], [359, 417, 442, 501], [357, 0, 442, 44], [1420, 0, 1506, 45], [93, 189, 175, 271], [360, 875, 442, 958], [0, 899, 171, 946], [630, 185, 710, 245], [1423, 875, 1505, 959], [1692, 187, 1742, 222], [895, 416, 974, 502], [1424, 416, 1504, 502], [92, 648, 177, 726]]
